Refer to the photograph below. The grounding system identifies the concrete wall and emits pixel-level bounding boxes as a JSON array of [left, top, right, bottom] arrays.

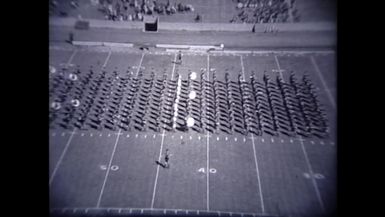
[[50, 18, 335, 33]]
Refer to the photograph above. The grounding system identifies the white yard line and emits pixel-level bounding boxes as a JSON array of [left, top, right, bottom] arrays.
[[136, 52, 145, 77], [310, 56, 336, 109], [240, 55, 246, 81], [172, 77, 182, 129], [299, 138, 325, 212], [274, 56, 284, 79], [251, 135, 265, 213], [96, 50, 135, 207], [96, 129, 122, 207], [66, 50, 78, 65], [151, 53, 178, 208], [171, 53, 178, 80], [49, 129, 76, 186], [102, 50, 112, 67], [243, 51, 265, 212], [151, 130, 166, 208], [206, 131, 210, 211], [206, 53, 210, 211], [49, 49, 79, 186], [273, 58, 325, 213]]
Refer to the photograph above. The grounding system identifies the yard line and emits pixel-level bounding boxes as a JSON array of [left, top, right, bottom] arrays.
[[206, 53, 210, 211], [172, 77, 182, 129], [273, 56, 325, 212], [299, 137, 325, 212], [49, 49, 79, 185], [251, 134, 265, 213], [206, 131, 210, 211], [96, 129, 122, 207], [151, 53, 178, 208], [94, 49, 121, 207], [135, 52, 145, 77], [102, 50, 112, 67], [151, 130, 166, 208], [170, 53, 178, 80], [240, 55, 246, 81], [66, 50, 78, 66], [274, 55, 284, 80], [207, 53, 210, 80], [310, 56, 336, 109], [49, 129, 76, 186]]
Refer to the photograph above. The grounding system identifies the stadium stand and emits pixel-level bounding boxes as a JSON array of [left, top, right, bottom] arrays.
[[230, 0, 299, 23]]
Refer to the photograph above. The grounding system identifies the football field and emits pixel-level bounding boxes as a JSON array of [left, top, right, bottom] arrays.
[[49, 45, 336, 217]]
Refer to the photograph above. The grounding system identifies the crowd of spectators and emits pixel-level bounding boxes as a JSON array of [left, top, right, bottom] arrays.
[[230, 0, 299, 23], [98, 0, 195, 21], [49, 0, 80, 17]]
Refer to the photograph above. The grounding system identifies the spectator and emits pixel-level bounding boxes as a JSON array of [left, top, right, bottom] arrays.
[[116, 3, 121, 17], [107, 3, 113, 16], [70, 1, 79, 9], [123, 1, 129, 10], [170, 5, 176, 14], [177, 3, 184, 12], [185, 4, 194, 12], [50, 0, 58, 8], [137, 12, 143, 21], [97, 0, 195, 21], [194, 13, 201, 22], [165, 5, 171, 15]]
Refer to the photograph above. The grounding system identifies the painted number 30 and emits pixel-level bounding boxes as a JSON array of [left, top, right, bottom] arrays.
[[198, 168, 216, 174]]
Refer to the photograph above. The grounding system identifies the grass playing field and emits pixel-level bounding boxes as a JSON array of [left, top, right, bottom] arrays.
[[49, 44, 336, 217]]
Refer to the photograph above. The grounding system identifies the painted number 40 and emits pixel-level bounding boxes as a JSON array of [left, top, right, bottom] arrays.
[[198, 168, 216, 174]]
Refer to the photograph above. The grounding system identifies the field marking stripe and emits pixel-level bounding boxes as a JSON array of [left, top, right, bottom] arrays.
[[151, 130, 166, 208], [96, 129, 122, 207], [251, 134, 265, 213], [96, 51, 142, 205], [171, 53, 178, 80], [310, 56, 336, 109], [151, 53, 177, 208], [206, 132, 210, 211], [49, 49, 79, 186], [102, 50, 112, 67], [172, 77, 182, 129], [299, 137, 325, 212], [274, 55, 284, 79], [273, 56, 325, 212], [66, 50, 77, 65], [206, 53, 210, 211], [49, 129, 76, 186], [207, 54, 210, 80], [240, 55, 246, 81], [135, 52, 145, 77]]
